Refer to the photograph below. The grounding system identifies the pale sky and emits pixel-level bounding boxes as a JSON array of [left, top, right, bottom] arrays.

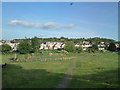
[[2, 2, 118, 41]]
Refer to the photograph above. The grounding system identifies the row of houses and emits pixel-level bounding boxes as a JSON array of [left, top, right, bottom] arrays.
[[40, 42, 65, 50], [0, 40, 119, 51], [75, 41, 109, 51], [39, 41, 119, 51]]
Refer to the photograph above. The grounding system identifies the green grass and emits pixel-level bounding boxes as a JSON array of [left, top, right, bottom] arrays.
[[2, 52, 119, 88], [68, 53, 119, 88], [2, 52, 73, 88], [2, 61, 72, 88]]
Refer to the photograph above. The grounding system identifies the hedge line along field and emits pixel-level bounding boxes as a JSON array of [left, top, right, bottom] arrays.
[[2, 52, 119, 88]]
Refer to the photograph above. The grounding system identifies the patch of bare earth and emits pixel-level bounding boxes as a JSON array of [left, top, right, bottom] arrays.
[[55, 60, 76, 89], [55, 57, 77, 60]]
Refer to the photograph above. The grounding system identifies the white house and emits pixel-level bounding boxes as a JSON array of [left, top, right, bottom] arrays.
[[98, 42, 106, 51], [40, 42, 65, 50], [81, 41, 92, 51]]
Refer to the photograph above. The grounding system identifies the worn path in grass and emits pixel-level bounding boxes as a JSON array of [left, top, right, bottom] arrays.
[[55, 60, 77, 89]]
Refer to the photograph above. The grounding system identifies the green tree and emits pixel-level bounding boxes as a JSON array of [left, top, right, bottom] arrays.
[[64, 42, 76, 52], [107, 43, 116, 52], [91, 44, 98, 53], [1, 44, 12, 53], [88, 47, 93, 53], [31, 37, 40, 52], [17, 40, 32, 54], [75, 46, 83, 53]]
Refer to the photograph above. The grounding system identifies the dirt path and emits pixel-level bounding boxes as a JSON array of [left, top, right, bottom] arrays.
[[55, 60, 76, 89]]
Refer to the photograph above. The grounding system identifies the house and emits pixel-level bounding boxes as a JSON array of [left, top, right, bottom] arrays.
[[115, 43, 119, 48], [0, 41, 3, 46], [0, 40, 20, 51], [80, 41, 92, 51], [40, 42, 65, 50], [98, 42, 106, 51], [75, 44, 80, 47], [40, 43, 49, 49], [74, 41, 92, 51], [7, 42, 20, 51]]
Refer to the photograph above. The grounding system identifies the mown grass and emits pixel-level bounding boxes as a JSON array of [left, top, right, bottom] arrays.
[[2, 51, 119, 88], [2, 51, 75, 88], [2, 60, 72, 88], [68, 53, 119, 88]]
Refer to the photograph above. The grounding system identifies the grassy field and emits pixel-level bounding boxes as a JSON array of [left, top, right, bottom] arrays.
[[68, 53, 119, 88], [2, 51, 119, 88]]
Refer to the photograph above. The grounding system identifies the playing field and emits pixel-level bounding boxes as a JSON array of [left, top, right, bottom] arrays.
[[2, 52, 119, 88]]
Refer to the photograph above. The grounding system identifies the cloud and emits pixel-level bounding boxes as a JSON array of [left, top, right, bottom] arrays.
[[9, 20, 42, 28], [63, 24, 75, 28], [42, 22, 58, 29], [37, 34, 48, 37], [9, 20, 75, 29]]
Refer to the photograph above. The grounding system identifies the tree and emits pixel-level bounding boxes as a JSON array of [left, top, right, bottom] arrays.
[[1, 44, 12, 53], [92, 44, 98, 50], [88, 44, 98, 53], [104, 44, 109, 50], [117, 47, 120, 52], [0, 45, 1, 52], [31, 37, 40, 52], [88, 47, 93, 53], [17, 40, 32, 54], [64, 42, 76, 52], [107, 43, 116, 52], [75, 46, 83, 53]]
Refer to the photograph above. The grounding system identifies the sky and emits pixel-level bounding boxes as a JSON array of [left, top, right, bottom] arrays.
[[2, 2, 118, 41]]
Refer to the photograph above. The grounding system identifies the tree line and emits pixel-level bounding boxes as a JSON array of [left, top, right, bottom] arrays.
[[0, 37, 120, 54]]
